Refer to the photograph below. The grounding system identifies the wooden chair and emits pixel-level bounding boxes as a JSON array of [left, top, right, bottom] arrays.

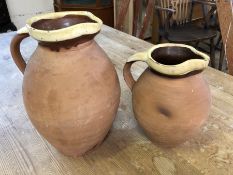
[[201, 0, 226, 71], [216, 0, 233, 75], [155, 0, 217, 67], [207, 9, 226, 71], [115, 0, 155, 39], [54, 0, 114, 27]]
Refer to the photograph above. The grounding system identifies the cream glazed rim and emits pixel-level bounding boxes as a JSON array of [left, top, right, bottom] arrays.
[[127, 43, 210, 76], [17, 11, 103, 42]]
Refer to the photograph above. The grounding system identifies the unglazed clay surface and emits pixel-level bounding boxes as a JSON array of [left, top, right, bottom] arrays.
[[132, 68, 211, 146], [123, 44, 211, 147], [23, 41, 120, 156], [10, 12, 120, 156]]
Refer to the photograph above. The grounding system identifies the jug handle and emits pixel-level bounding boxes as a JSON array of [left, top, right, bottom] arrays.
[[10, 33, 30, 74], [123, 52, 148, 91]]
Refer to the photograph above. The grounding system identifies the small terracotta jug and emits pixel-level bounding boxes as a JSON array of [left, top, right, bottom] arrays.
[[123, 43, 211, 147], [10, 11, 120, 156]]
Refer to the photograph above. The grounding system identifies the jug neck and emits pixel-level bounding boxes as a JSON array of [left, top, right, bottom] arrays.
[[38, 33, 98, 51], [149, 67, 203, 78]]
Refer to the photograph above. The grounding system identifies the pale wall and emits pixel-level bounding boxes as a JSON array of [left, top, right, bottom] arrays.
[[6, 0, 54, 29]]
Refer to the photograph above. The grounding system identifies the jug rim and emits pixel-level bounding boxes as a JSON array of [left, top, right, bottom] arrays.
[[17, 11, 103, 42], [146, 43, 209, 76]]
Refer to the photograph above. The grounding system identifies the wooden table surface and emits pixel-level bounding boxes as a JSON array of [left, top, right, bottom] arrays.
[[0, 25, 233, 175]]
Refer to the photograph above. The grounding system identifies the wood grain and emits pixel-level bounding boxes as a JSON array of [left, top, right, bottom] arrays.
[[0, 25, 233, 174], [115, 0, 131, 31], [216, 1, 233, 75], [138, 0, 155, 39]]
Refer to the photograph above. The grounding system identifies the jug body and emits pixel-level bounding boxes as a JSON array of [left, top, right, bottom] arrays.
[[10, 11, 120, 156], [123, 43, 211, 147]]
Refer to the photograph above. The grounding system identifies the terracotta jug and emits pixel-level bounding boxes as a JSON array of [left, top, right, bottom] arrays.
[[123, 43, 211, 147], [10, 11, 120, 156]]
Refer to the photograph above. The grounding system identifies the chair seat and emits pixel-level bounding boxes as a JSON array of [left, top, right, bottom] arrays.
[[166, 24, 217, 43]]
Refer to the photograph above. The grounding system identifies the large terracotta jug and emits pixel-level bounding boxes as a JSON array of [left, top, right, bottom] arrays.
[[10, 11, 120, 156], [123, 43, 211, 147]]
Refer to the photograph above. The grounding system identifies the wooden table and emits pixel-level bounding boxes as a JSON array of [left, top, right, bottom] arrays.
[[0, 25, 233, 175]]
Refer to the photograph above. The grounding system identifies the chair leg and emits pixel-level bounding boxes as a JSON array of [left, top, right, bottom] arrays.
[[219, 43, 225, 71], [210, 38, 216, 68], [216, 35, 222, 49], [158, 35, 162, 44]]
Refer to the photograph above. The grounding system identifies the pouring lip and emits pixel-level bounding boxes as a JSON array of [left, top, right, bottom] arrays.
[[17, 11, 103, 42], [146, 43, 210, 76]]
